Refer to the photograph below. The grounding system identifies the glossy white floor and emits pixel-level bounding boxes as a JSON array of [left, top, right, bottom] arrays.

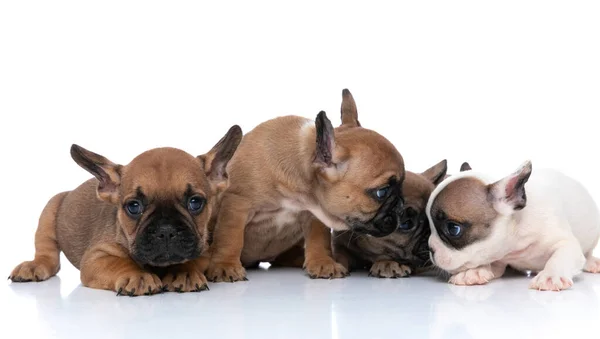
[[3, 257, 600, 339]]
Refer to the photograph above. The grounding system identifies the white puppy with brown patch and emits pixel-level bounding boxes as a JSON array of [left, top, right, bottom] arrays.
[[426, 161, 600, 291]]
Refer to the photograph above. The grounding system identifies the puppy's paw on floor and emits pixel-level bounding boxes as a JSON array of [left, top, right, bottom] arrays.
[[369, 261, 411, 278], [162, 271, 209, 293], [529, 271, 573, 291], [206, 262, 247, 283], [115, 272, 163, 296], [9, 259, 58, 282], [449, 267, 493, 286], [584, 256, 600, 273], [304, 257, 348, 279]]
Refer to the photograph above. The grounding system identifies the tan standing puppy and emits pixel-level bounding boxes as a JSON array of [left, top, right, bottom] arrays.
[[206, 89, 406, 281], [10, 126, 242, 296]]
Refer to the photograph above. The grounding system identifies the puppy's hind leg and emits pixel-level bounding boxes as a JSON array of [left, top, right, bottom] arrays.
[[10, 192, 68, 282], [529, 238, 586, 291], [583, 252, 600, 273]]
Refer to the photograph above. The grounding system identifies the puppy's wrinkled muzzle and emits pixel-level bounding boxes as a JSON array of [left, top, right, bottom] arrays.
[[133, 218, 201, 266]]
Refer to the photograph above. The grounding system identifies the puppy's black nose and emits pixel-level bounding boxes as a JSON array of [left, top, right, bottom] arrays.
[[155, 224, 177, 241], [376, 214, 397, 235]]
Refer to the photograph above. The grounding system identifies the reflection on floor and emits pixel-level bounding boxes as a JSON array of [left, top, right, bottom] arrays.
[[3, 263, 600, 339]]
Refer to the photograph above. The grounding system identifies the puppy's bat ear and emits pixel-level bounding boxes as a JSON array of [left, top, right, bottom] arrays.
[[340, 89, 361, 127], [70, 144, 122, 204], [314, 111, 336, 167], [199, 125, 243, 189], [460, 162, 472, 172], [421, 159, 447, 185], [488, 161, 532, 215]]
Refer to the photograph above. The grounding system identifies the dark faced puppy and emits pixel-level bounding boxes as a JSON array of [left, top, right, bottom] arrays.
[[9, 126, 242, 296], [333, 160, 447, 277], [332, 161, 472, 277]]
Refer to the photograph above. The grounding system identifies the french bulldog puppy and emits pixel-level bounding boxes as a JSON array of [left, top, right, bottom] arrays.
[[333, 160, 448, 278], [427, 161, 600, 291], [9, 126, 242, 296], [206, 89, 406, 282]]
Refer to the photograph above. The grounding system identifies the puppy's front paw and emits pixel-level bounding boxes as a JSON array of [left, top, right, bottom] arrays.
[[9, 259, 58, 282], [162, 271, 209, 293], [115, 272, 163, 297], [206, 262, 247, 283], [529, 271, 573, 291], [449, 267, 494, 286], [369, 261, 411, 278], [304, 256, 349, 279]]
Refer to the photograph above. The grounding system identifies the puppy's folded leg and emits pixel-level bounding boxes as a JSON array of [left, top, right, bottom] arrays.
[[80, 243, 162, 297], [449, 262, 506, 286], [206, 196, 250, 282], [162, 256, 210, 292], [529, 239, 585, 291], [303, 219, 348, 279], [10, 192, 67, 282]]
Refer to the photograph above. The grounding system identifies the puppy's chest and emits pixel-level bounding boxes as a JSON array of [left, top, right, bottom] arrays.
[[249, 200, 307, 233], [499, 242, 551, 272]]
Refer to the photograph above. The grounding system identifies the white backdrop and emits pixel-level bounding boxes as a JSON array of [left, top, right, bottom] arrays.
[[1, 0, 599, 278]]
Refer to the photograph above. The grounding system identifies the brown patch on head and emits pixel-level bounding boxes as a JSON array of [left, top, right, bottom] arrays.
[[430, 177, 498, 249]]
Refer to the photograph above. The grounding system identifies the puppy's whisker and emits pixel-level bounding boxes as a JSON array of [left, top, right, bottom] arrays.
[[333, 230, 350, 240]]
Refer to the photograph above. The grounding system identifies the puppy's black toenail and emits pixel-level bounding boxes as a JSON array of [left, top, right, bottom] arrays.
[[242, 277, 249, 281], [204, 285, 210, 291], [128, 288, 136, 297], [116, 288, 123, 296]]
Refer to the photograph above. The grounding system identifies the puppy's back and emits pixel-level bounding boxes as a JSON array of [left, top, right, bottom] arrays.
[[226, 115, 314, 196], [523, 169, 600, 252]]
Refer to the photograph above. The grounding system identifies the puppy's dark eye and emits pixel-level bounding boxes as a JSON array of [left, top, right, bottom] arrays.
[[398, 219, 414, 231], [188, 196, 205, 214], [445, 222, 463, 237], [125, 200, 143, 218], [375, 186, 390, 200]]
